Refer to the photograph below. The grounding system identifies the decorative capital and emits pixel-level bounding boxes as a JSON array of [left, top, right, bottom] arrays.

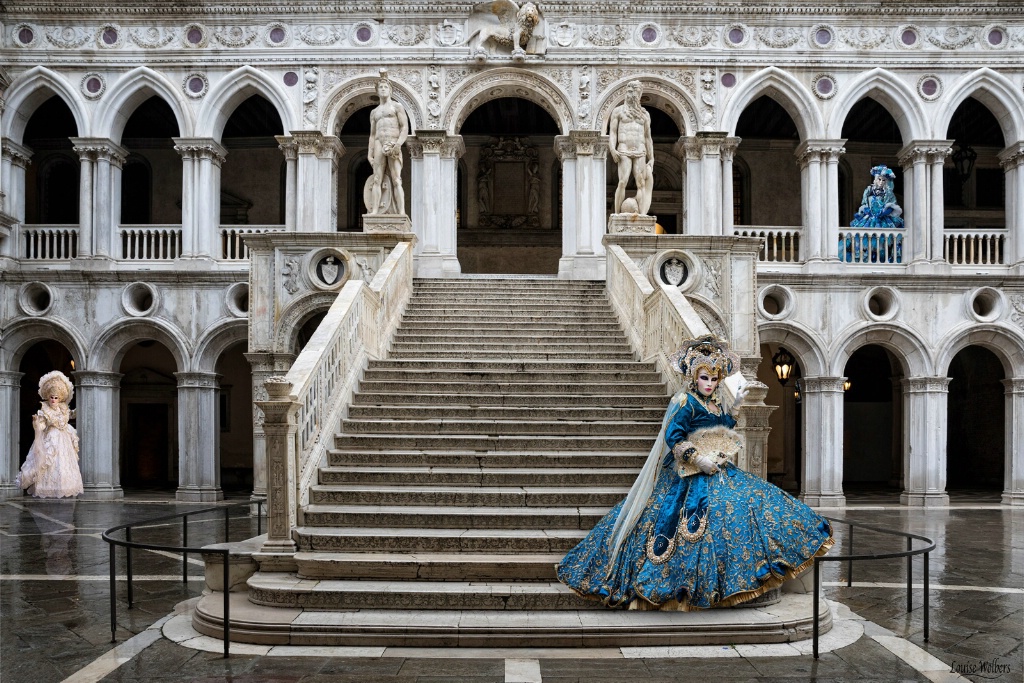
[[1002, 378, 1024, 394], [408, 131, 463, 159], [264, 376, 294, 399], [897, 140, 949, 168], [0, 370, 25, 387], [275, 135, 298, 160], [800, 376, 847, 393], [720, 136, 742, 162], [2, 140, 33, 168], [290, 130, 327, 155], [674, 136, 702, 162], [555, 131, 607, 160], [72, 370, 123, 388], [796, 139, 846, 165], [696, 131, 728, 157], [901, 376, 952, 393], [998, 141, 1024, 170], [174, 371, 220, 389], [172, 137, 227, 165]]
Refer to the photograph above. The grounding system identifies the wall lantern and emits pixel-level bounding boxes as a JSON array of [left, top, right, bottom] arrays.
[[843, 379, 852, 392], [951, 142, 977, 186], [772, 347, 795, 386]]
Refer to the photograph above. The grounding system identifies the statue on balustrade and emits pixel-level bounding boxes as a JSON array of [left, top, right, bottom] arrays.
[[557, 335, 833, 610], [366, 74, 409, 216], [851, 165, 904, 229], [609, 80, 654, 216], [15, 371, 83, 498]]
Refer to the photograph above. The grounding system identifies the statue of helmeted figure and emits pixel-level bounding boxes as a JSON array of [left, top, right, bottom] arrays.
[[851, 165, 904, 229], [609, 80, 654, 215], [365, 73, 409, 216]]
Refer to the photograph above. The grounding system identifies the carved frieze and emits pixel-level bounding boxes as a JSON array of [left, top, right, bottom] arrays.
[[926, 26, 975, 49], [214, 25, 258, 48], [436, 19, 463, 47], [385, 24, 428, 47], [699, 69, 717, 127], [45, 27, 90, 49], [839, 26, 889, 49], [551, 21, 577, 47], [1010, 294, 1024, 329], [584, 25, 627, 47], [755, 26, 801, 49], [672, 25, 716, 48], [297, 24, 345, 46], [129, 27, 178, 48], [303, 67, 319, 126]]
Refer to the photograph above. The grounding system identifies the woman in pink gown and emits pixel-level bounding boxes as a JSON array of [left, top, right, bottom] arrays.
[[16, 370, 83, 498]]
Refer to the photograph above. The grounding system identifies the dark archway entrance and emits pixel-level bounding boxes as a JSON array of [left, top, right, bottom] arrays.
[[947, 346, 1004, 491]]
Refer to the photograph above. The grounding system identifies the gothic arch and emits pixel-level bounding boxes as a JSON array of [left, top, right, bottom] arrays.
[[2, 66, 87, 143], [444, 69, 574, 135], [757, 322, 828, 377], [830, 322, 932, 377], [720, 67, 824, 141], [274, 292, 339, 353], [95, 67, 194, 143], [193, 319, 249, 373], [935, 324, 1024, 379], [934, 68, 1024, 146], [826, 68, 926, 143], [0, 317, 89, 372], [322, 76, 424, 134], [88, 318, 190, 372], [596, 76, 699, 137], [196, 65, 297, 140]]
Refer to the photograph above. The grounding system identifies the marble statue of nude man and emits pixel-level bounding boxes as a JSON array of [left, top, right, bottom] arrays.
[[368, 76, 409, 216], [608, 80, 654, 215]]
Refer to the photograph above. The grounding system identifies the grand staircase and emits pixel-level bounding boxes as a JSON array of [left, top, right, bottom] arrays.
[[195, 278, 829, 646]]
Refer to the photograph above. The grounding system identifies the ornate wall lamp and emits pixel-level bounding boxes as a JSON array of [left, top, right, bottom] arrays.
[[772, 347, 795, 386]]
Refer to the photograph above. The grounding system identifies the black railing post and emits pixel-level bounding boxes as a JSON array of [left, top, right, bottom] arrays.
[[225, 505, 231, 543], [125, 527, 134, 608], [906, 536, 913, 613], [847, 525, 853, 587], [257, 500, 262, 536], [223, 551, 231, 658], [923, 551, 930, 641], [813, 558, 820, 659], [182, 516, 188, 585], [109, 542, 117, 643]]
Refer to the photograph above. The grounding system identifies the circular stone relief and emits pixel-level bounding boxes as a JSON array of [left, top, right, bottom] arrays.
[[896, 26, 920, 49], [15, 24, 37, 47], [862, 286, 900, 322], [812, 74, 837, 100], [17, 282, 54, 317], [81, 73, 106, 99], [225, 282, 250, 318], [650, 250, 698, 293], [352, 23, 376, 46], [184, 73, 209, 99], [758, 285, 795, 321], [266, 23, 288, 46], [811, 24, 835, 48], [982, 25, 1008, 49], [917, 75, 942, 101], [121, 282, 160, 317], [635, 23, 662, 47], [306, 248, 351, 291], [283, 71, 299, 87], [183, 23, 208, 48], [724, 24, 750, 48], [101, 27, 119, 45], [966, 287, 1004, 322], [721, 73, 737, 88]]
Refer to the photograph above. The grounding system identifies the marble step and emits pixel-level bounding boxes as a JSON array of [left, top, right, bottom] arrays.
[[245, 573, 598, 611], [399, 312, 621, 322], [354, 380, 663, 395], [326, 450, 649, 468], [403, 304, 614, 314], [359, 368, 663, 382], [346, 405, 666, 421], [397, 321, 625, 332], [293, 551, 563, 580], [387, 351, 639, 360], [294, 525, 586, 553], [352, 392, 668, 407], [301, 503, 609, 529], [317, 465, 641, 486], [388, 342, 633, 354], [407, 293, 610, 303], [332, 434, 657, 451], [366, 359, 657, 373], [308, 484, 630, 507], [195, 591, 831, 647], [339, 418, 660, 437], [391, 332, 630, 344]]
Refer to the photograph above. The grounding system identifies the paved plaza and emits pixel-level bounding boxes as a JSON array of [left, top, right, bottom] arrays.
[[1, 493, 1020, 683]]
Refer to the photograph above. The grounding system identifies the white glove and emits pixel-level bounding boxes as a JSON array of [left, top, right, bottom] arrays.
[[730, 385, 750, 415], [695, 454, 719, 475]]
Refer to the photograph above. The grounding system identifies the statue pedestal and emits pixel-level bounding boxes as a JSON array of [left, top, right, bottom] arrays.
[[608, 213, 657, 235], [363, 214, 412, 234]]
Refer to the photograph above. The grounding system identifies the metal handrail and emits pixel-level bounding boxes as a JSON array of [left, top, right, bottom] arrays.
[[101, 500, 264, 658], [813, 516, 936, 658]]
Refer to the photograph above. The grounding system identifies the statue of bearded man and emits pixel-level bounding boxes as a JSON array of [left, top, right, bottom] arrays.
[[608, 80, 654, 215]]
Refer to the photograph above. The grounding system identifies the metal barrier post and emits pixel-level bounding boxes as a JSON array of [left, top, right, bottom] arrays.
[[906, 536, 913, 612], [109, 542, 117, 643], [125, 527, 134, 608], [223, 552, 231, 657], [182, 517, 188, 585], [257, 500, 262, 536], [923, 551, 930, 641], [813, 558, 820, 659], [225, 505, 231, 543], [847, 526, 853, 587]]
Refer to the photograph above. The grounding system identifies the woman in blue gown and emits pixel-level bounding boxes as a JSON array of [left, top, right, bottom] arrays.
[[851, 164, 904, 230], [557, 335, 833, 610]]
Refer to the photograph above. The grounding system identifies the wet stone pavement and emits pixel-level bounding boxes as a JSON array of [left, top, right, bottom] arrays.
[[0, 493, 1021, 683]]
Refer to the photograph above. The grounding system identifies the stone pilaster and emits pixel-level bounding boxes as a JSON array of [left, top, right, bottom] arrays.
[[898, 140, 951, 265], [720, 137, 741, 236], [998, 142, 1024, 267], [698, 132, 728, 236], [408, 131, 463, 277], [1, 140, 32, 230], [290, 131, 344, 233], [71, 138, 127, 259], [245, 352, 296, 503], [175, 371, 223, 502], [800, 376, 846, 507], [73, 370, 124, 500], [797, 139, 846, 262], [0, 371, 25, 499], [674, 136, 703, 235], [276, 135, 298, 231], [174, 137, 227, 259], [256, 376, 299, 564], [1001, 378, 1024, 505], [927, 142, 953, 263], [554, 130, 608, 279], [900, 376, 951, 507]]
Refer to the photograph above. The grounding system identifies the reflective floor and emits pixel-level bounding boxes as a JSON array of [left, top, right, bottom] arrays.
[[1, 494, 1020, 682]]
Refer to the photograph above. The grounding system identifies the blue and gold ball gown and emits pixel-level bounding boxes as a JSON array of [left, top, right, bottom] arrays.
[[556, 390, 833, 610]]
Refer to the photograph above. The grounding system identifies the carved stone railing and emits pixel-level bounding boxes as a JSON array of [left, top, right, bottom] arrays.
[[219, 225, 285, 260], [838, 228, 904, 264], [944, 229, 1006, 266], [20, 225, 79, 259], [734, 226, 802, 263], [255, 241, 413, 561], [120, 225, 183, 260]]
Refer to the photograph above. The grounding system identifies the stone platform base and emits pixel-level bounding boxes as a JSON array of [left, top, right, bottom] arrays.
[[191, 590, 830, 648]]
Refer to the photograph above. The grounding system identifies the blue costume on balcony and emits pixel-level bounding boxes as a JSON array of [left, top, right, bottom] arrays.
[[556, 336, 833, 610], [851, 164, 904, 229]]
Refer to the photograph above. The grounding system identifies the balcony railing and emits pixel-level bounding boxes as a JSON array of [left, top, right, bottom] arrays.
[[944, 230, 1005, 266], [120, 225, 183, 260], [734, 226, 802, 263], [21, 225, 79, 260], [220, 225, 286, 260], [838, 229, 904, 264]]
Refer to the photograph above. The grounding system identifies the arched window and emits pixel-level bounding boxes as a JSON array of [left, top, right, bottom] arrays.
[[732, 156, 751, 226], [37, 155, 79, 224], [121, 155, 152, 224]]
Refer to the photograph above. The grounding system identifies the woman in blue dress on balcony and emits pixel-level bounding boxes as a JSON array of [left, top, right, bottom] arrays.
[[556, 335, 833, 610], [851, 164, 904, 229]]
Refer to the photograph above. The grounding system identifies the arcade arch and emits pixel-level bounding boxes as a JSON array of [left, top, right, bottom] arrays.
[[219, 95, 286, 227], [22, 96, 80, 226], [118, 340, 179, 491], [946, 346, 1004, 493]]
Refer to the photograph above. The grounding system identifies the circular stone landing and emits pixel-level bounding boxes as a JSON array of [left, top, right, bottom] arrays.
[[192, 591, 831, 648]]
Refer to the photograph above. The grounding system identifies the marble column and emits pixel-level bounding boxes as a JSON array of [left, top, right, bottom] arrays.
[[721, 137, 741, 236], [257, 377, 300, 559], [74, 370, 124, 500], [174, 372, 222, 502], [290, 131, 344, 232], [698, 132, 727, 236], [900, 376, 951, 506], [173, 137, 227, 259], [674, 136, 703, 235], [822, 141, 846, 260], [1, 140, 32, 225], [245, 352, 296, 504], [408, 131, 463, 277], [796, 142, 823, 261], [275, 136, 298, 231], [998, 143, 1024, 266], [71, 141, 95, 257], [0, 371, 24, 499], [71, 138, 128, 259], [800, 376, 846, 507], [928, 142, 953, 262], [1001, 378, 1024, 505], [554, 130, 607, 279], [898, 143, 930, 264]]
